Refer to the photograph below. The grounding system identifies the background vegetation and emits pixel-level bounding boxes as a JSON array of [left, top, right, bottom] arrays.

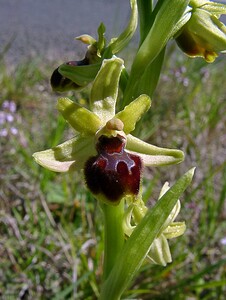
[[0, 44, 225, 299]]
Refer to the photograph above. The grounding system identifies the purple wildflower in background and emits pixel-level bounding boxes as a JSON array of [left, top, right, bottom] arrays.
[[220, 237, 226, 246], [2, 100, 16, 113], [0, 100, 18, 137]]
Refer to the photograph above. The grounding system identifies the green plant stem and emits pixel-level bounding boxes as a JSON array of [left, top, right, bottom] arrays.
[[137, 0, 153, 44], [100, 200, 125, 282], [123, 0, 189, 105]]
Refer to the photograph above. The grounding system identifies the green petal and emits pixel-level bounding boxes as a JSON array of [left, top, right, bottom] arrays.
[[162, 200, 181, 229], [90, 57, 124, 122], [57, 97, 102, 135], [126, 135, 184, 166], [109, 0, 138, 54], [115, 94, 151, 134], [147, 235, 172, 266], [158, 184, 182, 230], [163, 222, 186, 239], [122, 205, 136, 237], [33, 135, 95, 172]]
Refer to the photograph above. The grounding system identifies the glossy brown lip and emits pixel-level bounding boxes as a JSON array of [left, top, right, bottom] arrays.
[[84, 135, 143, 203]]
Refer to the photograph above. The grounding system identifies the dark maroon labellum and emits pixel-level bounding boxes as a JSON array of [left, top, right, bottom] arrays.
[[84, 135, 143, 204]]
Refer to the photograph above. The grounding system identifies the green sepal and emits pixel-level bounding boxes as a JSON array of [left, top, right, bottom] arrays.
[[190, 0, 226, 15], [109, 0, 138, 54], [90, 57, 124, 122], [126, 135, 184, 166], [75, 34, 96, 45], [188, 9, 226, 52], [202, 2, 226, 15], [57, 97, 102, 135], [115, 94, 151, 134], [33, 135, 96, 172], [163, 222, 186, 239], [147, 234, 172, 266], [97, 23, 106, 56], [58, 62, 102, 87], [100, 168, 195, 300]]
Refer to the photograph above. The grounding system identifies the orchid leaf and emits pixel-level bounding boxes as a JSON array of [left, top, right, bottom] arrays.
[[109, 0, 138, 54]]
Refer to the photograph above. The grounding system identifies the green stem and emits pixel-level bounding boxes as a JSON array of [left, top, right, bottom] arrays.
[[137, 0, 153, 44], [100, 200, 125, 282], [123, 0, 189, 105]]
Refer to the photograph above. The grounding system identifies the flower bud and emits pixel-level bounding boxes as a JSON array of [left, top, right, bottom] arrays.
[[175, 1, 226, 62], [84, 135, 143, 205], [50, 58, 89, 92]]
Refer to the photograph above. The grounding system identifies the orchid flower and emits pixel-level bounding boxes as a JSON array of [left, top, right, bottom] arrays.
[[33, 57, 184, 205], [175, 0, 226, 62], [50, 0, 138, 92]]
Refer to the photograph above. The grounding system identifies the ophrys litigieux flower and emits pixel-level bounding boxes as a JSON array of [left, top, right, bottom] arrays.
[[123, 182, 186, 266], [50, 0, 138, 92], [33, 57, 184, 205], [175, 0, 226, 62]]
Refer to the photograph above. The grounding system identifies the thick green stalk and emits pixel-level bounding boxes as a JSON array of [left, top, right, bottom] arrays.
[[137, 0, 153, 44], [100, 200, 125, 282], [123, 0, 189, 105]]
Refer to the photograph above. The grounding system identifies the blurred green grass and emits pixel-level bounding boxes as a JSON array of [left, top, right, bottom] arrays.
[[0, 46, 226, 299]]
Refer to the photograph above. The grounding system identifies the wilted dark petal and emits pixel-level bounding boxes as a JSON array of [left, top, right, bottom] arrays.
[[84, 135, 143, 204]]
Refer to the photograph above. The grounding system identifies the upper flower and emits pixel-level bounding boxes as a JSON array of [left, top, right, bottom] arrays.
[[50, 0, 138, 92], [33, 57, 184, 205], [175, 0, 226, 62]]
